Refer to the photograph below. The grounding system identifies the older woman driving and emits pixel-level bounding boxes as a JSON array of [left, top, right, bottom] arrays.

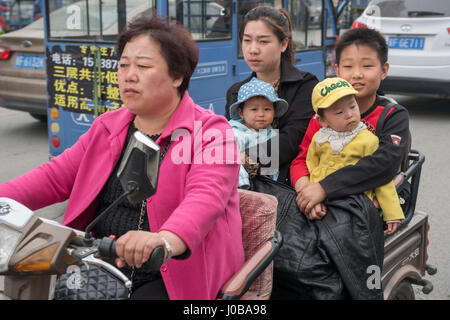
[[0, 16, 244, 300]]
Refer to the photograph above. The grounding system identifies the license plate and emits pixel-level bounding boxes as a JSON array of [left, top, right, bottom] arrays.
[[14, 54, 45, 70], [388, 36, 425, 50]]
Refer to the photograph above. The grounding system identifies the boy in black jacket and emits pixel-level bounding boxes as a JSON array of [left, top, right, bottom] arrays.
[[291, 28, 410, 233]]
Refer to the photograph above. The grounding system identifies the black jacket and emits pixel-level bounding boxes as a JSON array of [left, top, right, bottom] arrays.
[[225, 59, 318, 185], [251, 176, 384, 300]]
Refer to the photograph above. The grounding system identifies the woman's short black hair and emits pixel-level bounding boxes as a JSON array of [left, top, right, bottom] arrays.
[[335, 28, 388, 66], [117, 15, 199, 97]]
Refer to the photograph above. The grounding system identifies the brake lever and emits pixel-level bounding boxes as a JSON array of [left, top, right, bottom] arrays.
[[81, 254, 132, 289], [66, 247, 132, 289]]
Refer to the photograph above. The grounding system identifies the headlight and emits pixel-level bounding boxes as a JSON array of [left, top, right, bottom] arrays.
[[0, 225, 21, 273]]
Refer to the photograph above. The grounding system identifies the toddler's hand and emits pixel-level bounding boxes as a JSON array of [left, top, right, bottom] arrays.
[[306, 203, 327, 220], [385, 220, 401, 235]]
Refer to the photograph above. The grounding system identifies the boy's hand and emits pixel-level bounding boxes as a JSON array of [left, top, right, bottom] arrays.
[[307, 203, 327, 220], [296, 182, 327, 214], [384, 220, 401, 235]]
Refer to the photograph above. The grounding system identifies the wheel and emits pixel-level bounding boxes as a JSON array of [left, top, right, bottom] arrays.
[[388, 280, 415, 300], [29, 113, 47, 122]]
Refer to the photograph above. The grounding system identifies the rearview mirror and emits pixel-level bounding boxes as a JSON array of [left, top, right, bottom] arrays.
[[83, 131, 161, 240], [117, 131, 161, 204]]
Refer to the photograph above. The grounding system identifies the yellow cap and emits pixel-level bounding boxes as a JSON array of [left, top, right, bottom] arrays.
[[311, 77, 358, 114]]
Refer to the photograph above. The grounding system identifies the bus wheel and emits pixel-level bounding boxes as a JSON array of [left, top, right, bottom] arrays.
[[389, 280, 415, 300], [29, 113, 47, 122]]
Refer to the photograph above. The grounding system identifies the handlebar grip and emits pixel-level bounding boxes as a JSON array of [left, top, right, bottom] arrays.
[[98, 236, 117, 260], [148, 246, 165, 271], [98, 237, 165, 271]]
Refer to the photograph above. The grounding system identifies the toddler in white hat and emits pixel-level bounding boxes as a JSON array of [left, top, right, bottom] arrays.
[[228, 77, 288, 189]]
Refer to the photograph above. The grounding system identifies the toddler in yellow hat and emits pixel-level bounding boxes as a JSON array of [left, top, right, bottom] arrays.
[[304, 77, 404, 234]]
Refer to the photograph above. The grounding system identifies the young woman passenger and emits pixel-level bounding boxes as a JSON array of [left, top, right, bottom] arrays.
[[225, 6, 318, 185]]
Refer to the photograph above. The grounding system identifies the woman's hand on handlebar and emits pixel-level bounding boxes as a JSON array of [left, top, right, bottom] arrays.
[[115, 231, 165, 269], [114, 230, 188, 268]]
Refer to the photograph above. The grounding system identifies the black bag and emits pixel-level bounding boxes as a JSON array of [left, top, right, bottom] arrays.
[[53, 264, 129, 300], [250, 176, 346, 299], [250, 175, 384, 300]]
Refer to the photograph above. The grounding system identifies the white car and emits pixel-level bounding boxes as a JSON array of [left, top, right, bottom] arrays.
[[352, 0, 450, 98]]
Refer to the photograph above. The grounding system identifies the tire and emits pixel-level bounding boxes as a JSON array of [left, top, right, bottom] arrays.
[[388, 280, 415, 300], [29, 113, 47, 122]]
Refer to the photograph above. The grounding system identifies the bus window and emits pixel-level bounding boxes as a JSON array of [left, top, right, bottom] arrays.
[[325, 2, 337, 39], [47, 0, 154, 42], [168, 0, 232, 41], [324, 1, 338, 77], [47, 1, 74, 12], [288, 0, 323, 50]]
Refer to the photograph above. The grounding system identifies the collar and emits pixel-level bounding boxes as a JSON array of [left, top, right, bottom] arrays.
[[229, 119, 274, 133], [229, 119, 275, 142], [279, 58, 308, 83], [316, 122, 367, 154], [245, 58, 311, 86], [361, 95, 388, 118], [100, 91, 196, 140], [159, 91, 196, 139]]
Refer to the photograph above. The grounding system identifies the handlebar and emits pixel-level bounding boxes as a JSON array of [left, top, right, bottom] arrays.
[[65, 236, 166, 290], [97, 237, 165, 272], [390, 149, 425, 233], [395, 149, 424, 193]]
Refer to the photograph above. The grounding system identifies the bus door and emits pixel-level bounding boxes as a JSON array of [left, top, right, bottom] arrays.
[[287, 0, 328, 80], [166, 0, 236, 115], [44, 0, 155, 156], [323, 0, 339, 78]]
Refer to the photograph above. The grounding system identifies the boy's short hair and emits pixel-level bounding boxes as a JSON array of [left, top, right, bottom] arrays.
[[335, 28, 388, 66]]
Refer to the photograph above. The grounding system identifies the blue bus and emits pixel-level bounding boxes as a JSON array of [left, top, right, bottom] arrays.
[[43, 0, 344, 156]]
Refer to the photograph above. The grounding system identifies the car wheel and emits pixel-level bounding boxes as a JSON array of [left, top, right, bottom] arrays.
[[29, 113, 47, 122], [388, 280, 415, 300]]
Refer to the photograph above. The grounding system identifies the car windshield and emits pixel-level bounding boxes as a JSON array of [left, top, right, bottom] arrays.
[[368, 0, 450, 18]]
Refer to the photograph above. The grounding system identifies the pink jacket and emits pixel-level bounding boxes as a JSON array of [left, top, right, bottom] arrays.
[[0, 92, 245, 300]]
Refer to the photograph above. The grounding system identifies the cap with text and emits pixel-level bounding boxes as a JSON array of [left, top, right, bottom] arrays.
[[311, 77, 358, 114]]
